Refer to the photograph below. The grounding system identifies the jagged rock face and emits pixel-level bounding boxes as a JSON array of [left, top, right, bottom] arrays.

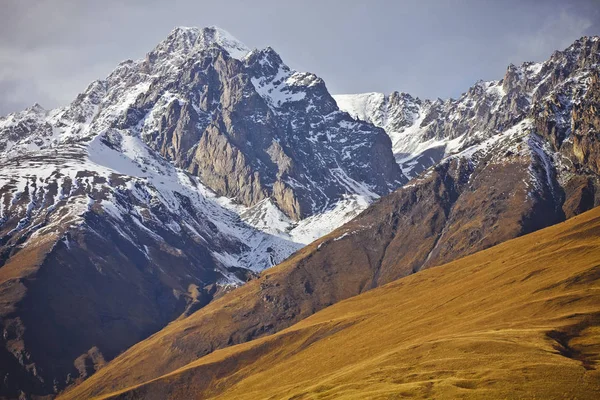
[[571, 72, 600, 174], [0, 105, 53, 152], [112, 28, 405, 220], [525, 37, 600, 218]]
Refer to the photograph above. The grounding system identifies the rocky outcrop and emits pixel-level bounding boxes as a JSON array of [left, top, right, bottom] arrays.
[[572, 72, 600, 174]]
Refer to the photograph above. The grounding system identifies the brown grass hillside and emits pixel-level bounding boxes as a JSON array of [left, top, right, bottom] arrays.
[[57, 160, 562, 400], [65, 206, 600, 399]]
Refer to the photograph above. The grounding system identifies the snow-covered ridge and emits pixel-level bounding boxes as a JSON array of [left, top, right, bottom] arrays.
[[250, 63, 308, 107], [334, 36, 600, 179]]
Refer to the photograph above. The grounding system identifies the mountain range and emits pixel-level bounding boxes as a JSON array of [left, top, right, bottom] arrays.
[[0, 26, 599, 399]]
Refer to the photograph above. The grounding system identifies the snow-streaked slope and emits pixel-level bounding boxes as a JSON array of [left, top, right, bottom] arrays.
[[0, 117, 378, 278], [86, 132, 303, 274], [0, 134, 301, 280], [235, 194, 372, 245]]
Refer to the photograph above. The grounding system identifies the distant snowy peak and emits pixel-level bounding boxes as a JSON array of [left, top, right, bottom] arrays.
[[334, 91, 433, 177], [246, 47, 326, 110], [333, 92, 386, 123], [333, 91, 423, 131]]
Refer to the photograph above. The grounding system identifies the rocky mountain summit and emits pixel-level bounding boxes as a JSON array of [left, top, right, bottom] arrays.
[[0, 26, 404, 397], [107, 26, 404, 220]]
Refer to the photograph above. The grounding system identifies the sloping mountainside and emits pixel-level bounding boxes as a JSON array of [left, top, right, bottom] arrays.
[[57, 35, 600, 398], [64, 200, 600, 400], [0, 27, 404, 397]]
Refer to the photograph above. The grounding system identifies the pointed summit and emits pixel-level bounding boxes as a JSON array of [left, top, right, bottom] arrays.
[[196, 26, 250, 59], [166, 26, 201, 48], [153, 26, 250, 61], [27, 103, 46, 113]]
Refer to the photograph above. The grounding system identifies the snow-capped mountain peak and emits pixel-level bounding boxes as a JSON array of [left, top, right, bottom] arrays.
[[150, 25, 251, 62], [197, 25, 250, 59], [26, 103, 46, 114], [0, 24, 403, 281]]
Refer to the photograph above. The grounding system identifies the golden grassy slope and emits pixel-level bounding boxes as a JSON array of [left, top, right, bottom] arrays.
[[71, 207, 600, 399]]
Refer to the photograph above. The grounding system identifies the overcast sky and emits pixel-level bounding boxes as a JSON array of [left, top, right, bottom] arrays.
[[1, 0, 599, 115]]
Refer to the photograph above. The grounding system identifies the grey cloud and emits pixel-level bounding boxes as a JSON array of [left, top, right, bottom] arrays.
[[509, 8, 594, 63]]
